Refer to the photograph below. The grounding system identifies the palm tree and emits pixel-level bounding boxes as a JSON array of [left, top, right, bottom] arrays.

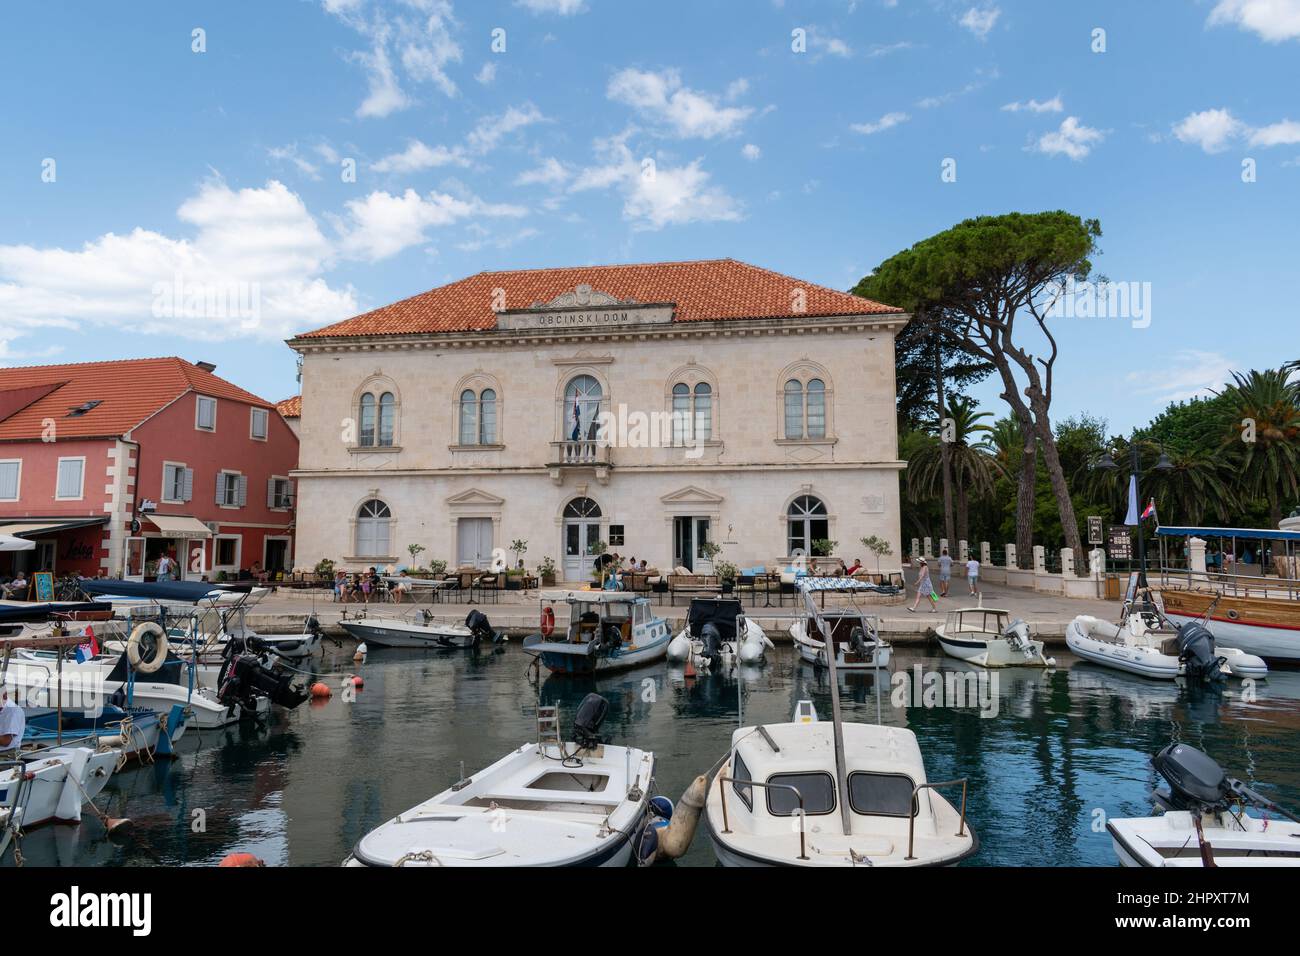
[[908, 397, 1003, 543], [1215, 367, 1300, 533]]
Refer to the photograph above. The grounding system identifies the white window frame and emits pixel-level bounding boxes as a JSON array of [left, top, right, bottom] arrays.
[[212, 534, 242, 571], [54, 456, 86, 501], [195, 395, 217, 432], [0, 459, 21, 502], [218, 469, 243, 509], [161, 460, 188, 505], [250, 407, 269, 441]]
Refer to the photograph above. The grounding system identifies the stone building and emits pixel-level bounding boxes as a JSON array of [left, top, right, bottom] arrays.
[[287, 259, 907, 580]]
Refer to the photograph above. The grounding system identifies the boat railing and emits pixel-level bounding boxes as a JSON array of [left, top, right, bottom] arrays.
[[906, 778, 969, 861], [717, 776, 810, 861], [1157, 564, 1300, 601]]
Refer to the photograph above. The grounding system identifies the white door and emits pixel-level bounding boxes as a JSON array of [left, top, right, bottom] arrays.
[[562, 497, 603, 582], [457, 518, 493, 569]]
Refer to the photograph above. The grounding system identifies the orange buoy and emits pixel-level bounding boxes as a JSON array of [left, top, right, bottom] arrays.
[[310, 682, 332, 698], [218, 852, 265, 867], [684, 656, 696, 679], [349, 674, 364, 688], [541, 605, 556, 637]]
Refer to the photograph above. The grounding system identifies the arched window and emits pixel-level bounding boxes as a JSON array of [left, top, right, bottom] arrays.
[[671, 383, 690, 444], [693, 382, 712, 441], [458, 388, 499, 445], [564, 375, 603, 441], [355, 499, 392, 557], [670, 380, 713, 444], [378, 392, 395, 446], [563, 497, 602, 519], [787, 495, 829, 556], [784, 377, 827, 439], [359, 393, 376, 446]]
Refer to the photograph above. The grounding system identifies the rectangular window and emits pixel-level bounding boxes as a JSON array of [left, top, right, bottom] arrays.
[[783, 389, 803, 439], [848, 772, 918, 818], [162, 463, 191, 503], [732, 752, 753, 810], [765, 772, 836, 817], [250, 407, 268, 440], [217, 471, 245, 507], [608, 524, 625, 547], [214, 536, 239, 567], [267, 477, 292, 509], [0, 460, 20, 501], [196, 396, 217, 431], [55, 458, 84, 500]]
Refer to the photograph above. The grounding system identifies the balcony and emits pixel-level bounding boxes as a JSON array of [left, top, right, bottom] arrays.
[[547, 440, 612, 484]]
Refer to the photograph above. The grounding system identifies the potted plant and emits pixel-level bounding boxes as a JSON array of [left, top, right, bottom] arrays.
[[314, 557, 335, 580], [510, 538, 528, 569], [588, 540, 608, 586], [538, 555, 557, 587], [699, 540, 722, 568], [811, 538, 838, 573], [716, 559, 738, 593], [860, 535, 893, 575], [428, 558, 448, 579]]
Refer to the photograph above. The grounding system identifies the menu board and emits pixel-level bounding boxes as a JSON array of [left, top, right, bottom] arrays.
[[1107, 527, 1132, 560]]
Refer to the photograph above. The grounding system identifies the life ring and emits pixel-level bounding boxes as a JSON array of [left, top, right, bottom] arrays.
[[541, 606, 556, 637], [126, 622, 168, 674]]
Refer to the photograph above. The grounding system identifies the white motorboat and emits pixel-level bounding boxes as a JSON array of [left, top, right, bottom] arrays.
[[934, 607, 1056, 668], [345, 694, 655, 867], [522, 591, 671, 676], [1066, 611, 1268, 682], [339, 608, 498, 650], [790, 578, 893, 670], [666, 597, 772, 670], [1108, 742, 1300, 867], [0, 745, 119, 828], [705, 699, 977, 867]]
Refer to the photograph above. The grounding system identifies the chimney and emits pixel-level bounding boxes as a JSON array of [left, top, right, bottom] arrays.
[[195, 361, 217, 373]]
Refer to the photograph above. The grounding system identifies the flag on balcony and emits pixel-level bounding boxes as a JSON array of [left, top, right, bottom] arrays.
[[570, 395, 581, 441]]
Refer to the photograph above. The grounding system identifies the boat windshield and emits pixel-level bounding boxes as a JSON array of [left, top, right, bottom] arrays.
[[848, 772, 918, 817]]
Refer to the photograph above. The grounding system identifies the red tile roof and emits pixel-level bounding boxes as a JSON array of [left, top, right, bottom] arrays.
[[0, 357, 275, 441], [276, 396, 302, 418], [295, 258, 902, 340]]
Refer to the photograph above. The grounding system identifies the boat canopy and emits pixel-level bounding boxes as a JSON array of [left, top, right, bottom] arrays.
[[1155, 526, 1300, 543], [687, 597, 744, 641], [78, 577, 252, 602], [799, 576, 895, 593], [539, 589, 643, 604]]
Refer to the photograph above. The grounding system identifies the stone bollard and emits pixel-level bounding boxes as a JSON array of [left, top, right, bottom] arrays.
[[958, 539, 968, 562], [1005, 544, 1017, 569], [939, 538, 948, 559], [911, 538, 920, 563], [1033, 545, 1046, 573], [981, 541, 991, 565], [1061, 548, 1075, 576], [923, 536, 932, 559], [1189, 536, 1207, 578]]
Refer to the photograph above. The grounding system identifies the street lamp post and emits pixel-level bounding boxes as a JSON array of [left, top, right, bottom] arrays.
[[1094, 441, 1173, 598]]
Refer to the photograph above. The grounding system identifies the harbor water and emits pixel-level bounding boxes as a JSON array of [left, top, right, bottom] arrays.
[[10, 641, 1300, 867]]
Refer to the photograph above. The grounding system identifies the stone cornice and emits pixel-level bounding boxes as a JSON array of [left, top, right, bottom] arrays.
[[289, 460, 908, 479], [286, 311, 910, 354]]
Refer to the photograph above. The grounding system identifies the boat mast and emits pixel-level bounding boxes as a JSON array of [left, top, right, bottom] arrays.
[[806, 583, 852, 837]]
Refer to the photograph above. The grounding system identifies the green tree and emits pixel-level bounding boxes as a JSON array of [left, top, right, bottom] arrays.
[[1215, 367, 1300, 534]]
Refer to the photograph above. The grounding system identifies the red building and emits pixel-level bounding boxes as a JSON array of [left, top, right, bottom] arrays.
[[0, 357, 298, 582]]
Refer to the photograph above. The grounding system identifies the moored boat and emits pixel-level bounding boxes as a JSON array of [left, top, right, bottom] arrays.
[[666, 597, 771, 670], [339, 608, 498, 650], [0, 744, 119, 829], [789, 578, 894, 670], [934, 606, 1055, 668], [1065, 606, 1268, 682], [522, 590, 670, 676]]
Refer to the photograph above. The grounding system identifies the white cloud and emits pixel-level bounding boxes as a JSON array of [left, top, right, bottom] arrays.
[[475, 61, 496, 84], [607, 68, 753, 139], [267, 144, 323, 179], [0, 180, 356, 346], [335, 188, 526, 261], [570, 135, 742, 230], [1127, 350, 1235, 404], [1172, 108, 1300, 152], [850, 111, 909, 135], [515, 157, 571, 186], [1208, 0, 1300, 42], [372, 140, 469, 173], [959, 5, 1001, 39], [323, 0, 463, 118], [465, 102, 545, 153], [1033, 116, 1105, 160], [516, 0, 588, 13], [741, 143, 762, 160], [1002, 95, 1063, 113]]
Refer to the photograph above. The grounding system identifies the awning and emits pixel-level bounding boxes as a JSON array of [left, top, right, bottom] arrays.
[[0, 517, 109, 538], [1156, 526, 1300, 543], [145, 514, 212, 538]]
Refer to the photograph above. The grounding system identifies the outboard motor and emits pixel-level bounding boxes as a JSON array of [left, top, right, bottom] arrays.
[[218, 649, 310, 711], [1151, 742, 1231, 813], [305, 614, 321, 637], [849, 625, 870, 659], [572, 693, 609, 750], [699, 622, 725, 670], [1175, 622, 1225, 684], [465, 609, 495, 645]]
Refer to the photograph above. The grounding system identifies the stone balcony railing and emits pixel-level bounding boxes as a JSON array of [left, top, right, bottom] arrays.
[[547, 440, 612, 483]]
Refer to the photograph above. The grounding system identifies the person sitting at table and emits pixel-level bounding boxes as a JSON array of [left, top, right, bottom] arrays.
[[333, 570, 348, 602], [845, 558, 863, 575], [390, 570, 412, 603], [3, 572, 28, 600]]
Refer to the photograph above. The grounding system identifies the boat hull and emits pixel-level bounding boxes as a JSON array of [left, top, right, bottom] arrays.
[[1160, 589, 1300, 661], [791, 625, 892, 670], [525, 631, 670, 675], [0, 746, 118, 828], [340, 619, 475, 649], [935, 633, 1050, 668]]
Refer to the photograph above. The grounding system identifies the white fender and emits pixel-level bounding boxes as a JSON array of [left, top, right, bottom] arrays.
[[127, 622, 168, 674], [666, 630, 692, 663], [656, 774, 707, 860], [53, 748, 90, 823]]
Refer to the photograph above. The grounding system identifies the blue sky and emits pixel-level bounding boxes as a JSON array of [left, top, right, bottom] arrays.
[[1, 0, 1296, 431]]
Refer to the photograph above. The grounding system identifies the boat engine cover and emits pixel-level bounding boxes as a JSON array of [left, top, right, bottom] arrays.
[[465, 609, 494, 643], [1175, 622, 1223, 682], [700, 622, 724, 666], [1152, 742, 1230, 809], [572, 693, 609, 749]]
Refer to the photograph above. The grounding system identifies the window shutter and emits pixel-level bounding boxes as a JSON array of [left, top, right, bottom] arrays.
[[163, 464, 176, 499], [0, 462, 17, 499], [182, 468, 194, 502], [266, 478, 276, 509], [215, 473, 225, 505], [237, 475, 248, 507]]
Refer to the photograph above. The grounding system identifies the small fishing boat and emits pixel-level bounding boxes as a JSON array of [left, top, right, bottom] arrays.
[[704, 699, 977, 867], [522, 591, 671, 676], [790, 578, 893, 670], [22, 704, 182, 760], [0, 744, 119, 828], [1108, 741, 1300, 867], [345, 694, 656, 867], [934, 607, 1055, 668], [667, 597, 772, 670], [339, 609, 499, 650], [1066, 604, 1268, 682]]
